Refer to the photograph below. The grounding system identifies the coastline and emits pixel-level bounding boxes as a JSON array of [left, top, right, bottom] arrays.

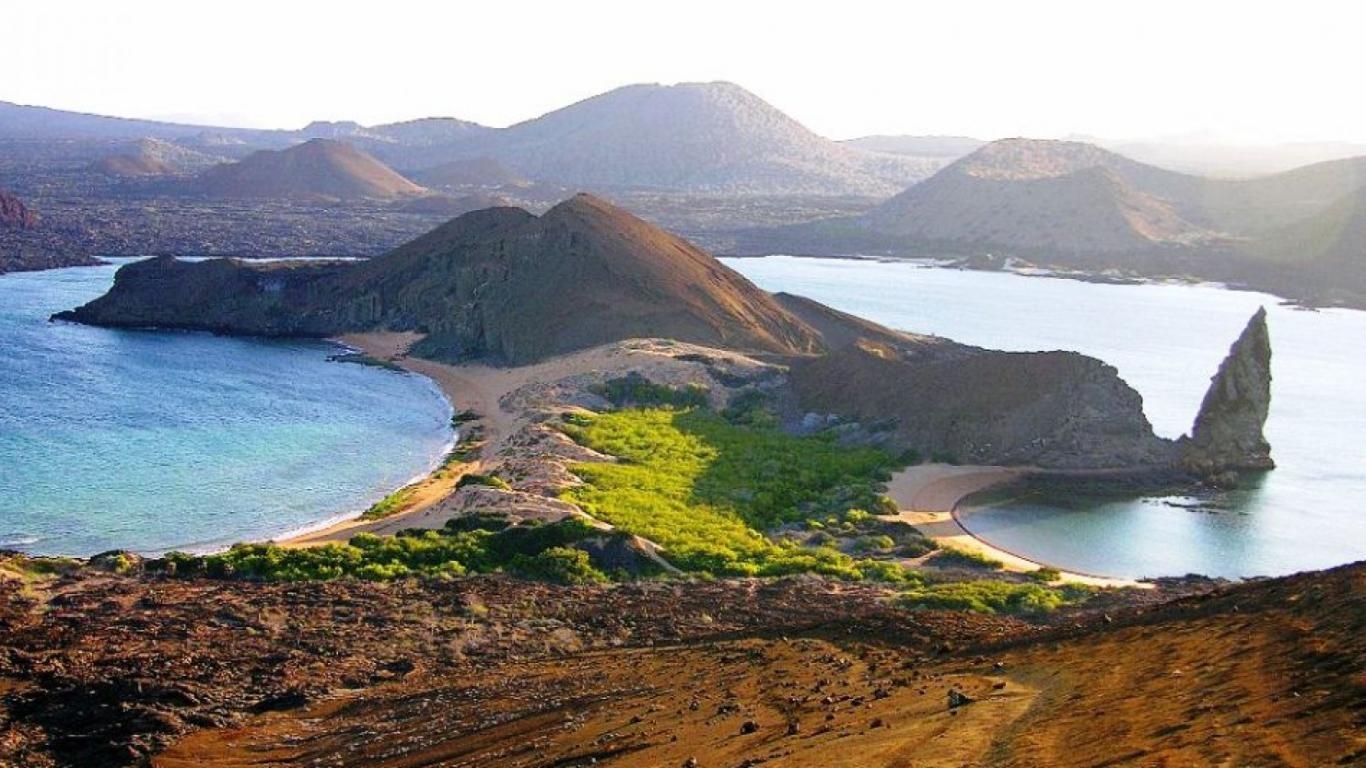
[[279, 333, 670, 545], [282, 334, 1142, 588], [884, 464, 1147, 589], [279, 332, 498, 546]]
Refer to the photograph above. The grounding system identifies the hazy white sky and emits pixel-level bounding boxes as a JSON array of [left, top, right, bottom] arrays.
[[6, 0, 1364, 143]]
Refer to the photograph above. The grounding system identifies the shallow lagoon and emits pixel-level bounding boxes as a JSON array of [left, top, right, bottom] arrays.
[[726, 255, 1366, 578]]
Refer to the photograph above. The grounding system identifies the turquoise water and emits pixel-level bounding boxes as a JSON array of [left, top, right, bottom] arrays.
[[0, 261, 453, 556], [725, 256, 1366, 579]]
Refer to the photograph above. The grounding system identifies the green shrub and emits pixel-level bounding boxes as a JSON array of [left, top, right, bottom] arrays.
[[510, 546, 608, 584], [360, 486, 417, 521], [854, 534, 897, 553], [1027, 566, 1062, 583], [149, 518, 602, 583], [562, 408, 910, 580], [456, 473, 511, 490], [899, 580, 1094, 615], [843, 508, 871, 525], [933, 545, 1005, 570], [595, 373, 710, 409], [721, 390, 778, 427]]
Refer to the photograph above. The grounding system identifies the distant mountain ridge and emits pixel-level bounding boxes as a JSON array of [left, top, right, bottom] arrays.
[[0, 84, 941, 196], [454, 82, 937, 195], [733, 137, 1366, 307]]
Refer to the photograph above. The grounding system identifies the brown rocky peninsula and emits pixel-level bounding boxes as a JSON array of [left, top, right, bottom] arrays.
[[56, 193, 1272, 475]]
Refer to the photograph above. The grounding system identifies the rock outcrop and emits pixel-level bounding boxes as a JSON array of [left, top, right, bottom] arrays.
[[787, 339, 1176, 469], [1179, 308, 1274, 472], [1, 191, 104, 274], [0, 190, 38, 229]]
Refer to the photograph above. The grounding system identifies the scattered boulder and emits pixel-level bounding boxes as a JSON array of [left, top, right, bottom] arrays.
[[88, 550, 143, 574], [948, 689, 975, 709]]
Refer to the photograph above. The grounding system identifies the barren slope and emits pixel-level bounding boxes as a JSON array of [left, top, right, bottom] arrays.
[[189, 139, 426, 200]]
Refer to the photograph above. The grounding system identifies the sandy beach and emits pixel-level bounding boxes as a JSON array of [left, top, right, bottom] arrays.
[[281, 332, 501, 545], [884, 464, 1146, 588], [285, 334, 1145, 588], [283, 333, 701, 545]]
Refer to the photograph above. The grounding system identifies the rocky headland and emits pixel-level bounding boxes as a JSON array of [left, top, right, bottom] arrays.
[[57, 193, 1273, 479]]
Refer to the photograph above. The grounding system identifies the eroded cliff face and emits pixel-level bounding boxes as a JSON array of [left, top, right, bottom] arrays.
[[1179, 308, 1274, 473], [789, 340, 1177, 469], [0, 190, 39, 230], [52, 256, 360, 335]]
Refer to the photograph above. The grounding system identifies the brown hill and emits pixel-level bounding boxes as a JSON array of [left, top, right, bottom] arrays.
[[864, 139, 1219, 254], [59, 194, 823, 364], [91, 154, 176, 177], [188, 139, 426, 200], [160, 561, 1363, 768], [344, 193, 826, 362], [90, 138, 223, 177]]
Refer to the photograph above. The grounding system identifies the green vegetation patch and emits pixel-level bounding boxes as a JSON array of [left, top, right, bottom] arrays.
[[151, 517, 611, 584], [932, 545, 1005, 570], [457, 473, 511, 490], [899, 579, 1096, 616], [594, 372, 710, 409], [1027, 566, 1062, 583], [561, 407, 911, 580], [360, 485, 418, 521]]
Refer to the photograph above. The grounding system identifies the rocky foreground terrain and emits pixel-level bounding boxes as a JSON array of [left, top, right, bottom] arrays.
[[0, 556, 1359, 767]]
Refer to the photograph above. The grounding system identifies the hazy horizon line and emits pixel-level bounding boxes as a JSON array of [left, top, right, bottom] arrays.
[[6, 87, 1365, 151]]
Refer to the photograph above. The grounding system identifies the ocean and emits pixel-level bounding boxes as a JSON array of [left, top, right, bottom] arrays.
[[0, 260, 453, 556]]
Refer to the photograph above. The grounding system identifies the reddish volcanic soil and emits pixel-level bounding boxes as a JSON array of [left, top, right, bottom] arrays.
[[1, 560, 1361, 767]]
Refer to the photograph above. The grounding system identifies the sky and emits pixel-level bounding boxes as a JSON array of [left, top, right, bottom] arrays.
[[6, 0, 1365, 144]]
